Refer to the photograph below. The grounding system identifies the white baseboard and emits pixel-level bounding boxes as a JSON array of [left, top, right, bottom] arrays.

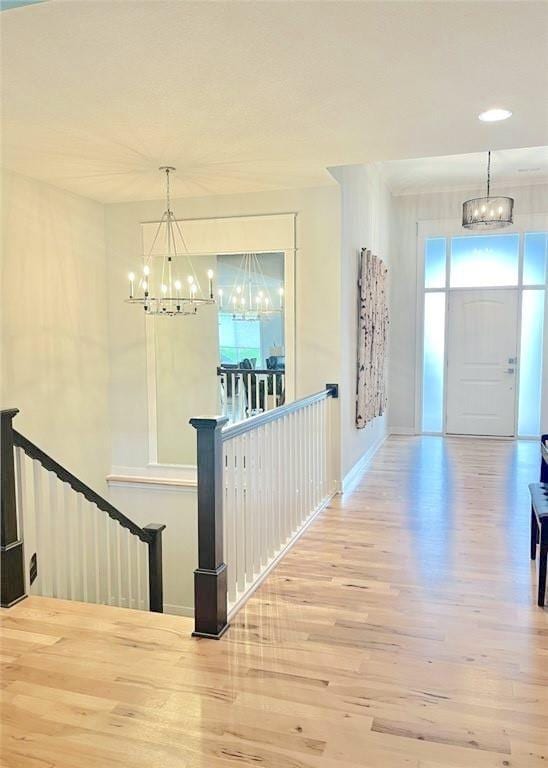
[[164, 602, 194, 618], [340, 432, 387, 493], [389, 426, 416, 435]]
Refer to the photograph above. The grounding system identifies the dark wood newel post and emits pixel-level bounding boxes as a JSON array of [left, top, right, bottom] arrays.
[[143, 523, 166, 613], [1, 408, 27, 608], [190, 415, 229, 639]]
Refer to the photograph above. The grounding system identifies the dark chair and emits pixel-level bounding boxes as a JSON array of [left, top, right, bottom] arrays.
[[529, 433, 548, 607]]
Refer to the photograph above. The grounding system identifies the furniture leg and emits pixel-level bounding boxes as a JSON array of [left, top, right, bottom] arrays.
[[531, 507, 538, 560], [538, 546, 547, 607]]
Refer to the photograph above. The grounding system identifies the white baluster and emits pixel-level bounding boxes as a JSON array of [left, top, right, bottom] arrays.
[[280, 414, 289, 544], [127, 531, 134, 610], [49, 474, 61, 597], [248, 429, 259, 579], [105, 512, 112, 605], [271, 419, 280, 552], [235, 435, 246, 595], [65, 484, 75, 600], [93, 502, 101, 602], [116, 523, 123, 606], [135, 535, 143, 610], [225, 440, 237, 605], [242, 433, 252, 587], [77, 494, 88, 603]]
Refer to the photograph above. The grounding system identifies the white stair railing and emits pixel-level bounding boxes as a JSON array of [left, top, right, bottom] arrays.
[[1, 408, 165, 612], [190, 384, 338, 638]]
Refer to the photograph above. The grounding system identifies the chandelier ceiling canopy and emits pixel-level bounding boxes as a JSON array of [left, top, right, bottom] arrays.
[[462, 151, 514, 230], [126, 167, 215, 316]]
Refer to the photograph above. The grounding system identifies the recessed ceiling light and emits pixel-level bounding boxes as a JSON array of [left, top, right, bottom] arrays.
[[478, 108, 512, 122]]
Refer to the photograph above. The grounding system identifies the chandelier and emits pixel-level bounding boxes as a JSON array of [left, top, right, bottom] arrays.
[[126, 167, 216, 316], [462, 151, 514, 230], [219, 252, 283, 320]]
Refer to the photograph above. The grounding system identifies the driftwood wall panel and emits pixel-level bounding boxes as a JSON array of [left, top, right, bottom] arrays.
[[356, 248, 389, 428]]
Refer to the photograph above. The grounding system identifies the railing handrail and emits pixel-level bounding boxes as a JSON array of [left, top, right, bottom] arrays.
[[13, 430, 153, 543], [217, 366, 285, 376], [221, 385, 338, 441]]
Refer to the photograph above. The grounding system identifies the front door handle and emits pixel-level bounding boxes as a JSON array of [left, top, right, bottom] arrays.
[[505, 368, 515, 374]]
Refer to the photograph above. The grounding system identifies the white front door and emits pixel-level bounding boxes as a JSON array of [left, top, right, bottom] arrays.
[[446, 288, 518, 437]]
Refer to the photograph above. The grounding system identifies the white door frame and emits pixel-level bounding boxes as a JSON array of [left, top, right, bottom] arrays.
[[415, 213, 548, 438], [145, 212, 298, 466]]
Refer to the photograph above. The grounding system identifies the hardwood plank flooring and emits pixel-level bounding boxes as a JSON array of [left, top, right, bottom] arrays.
[[1, 436, 546, 767]]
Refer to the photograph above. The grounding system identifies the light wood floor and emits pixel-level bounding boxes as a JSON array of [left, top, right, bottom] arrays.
[[1, 436, 547, 767]]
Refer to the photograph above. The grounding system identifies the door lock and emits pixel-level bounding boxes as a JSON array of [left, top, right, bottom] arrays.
[[508, 357, 517, 364], [505, 367, 515, 374]]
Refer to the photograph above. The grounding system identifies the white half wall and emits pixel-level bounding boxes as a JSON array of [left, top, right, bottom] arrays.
[[329, 164, 394, 482], [1, 170, 110, 492], [388, 183, 548, 434]]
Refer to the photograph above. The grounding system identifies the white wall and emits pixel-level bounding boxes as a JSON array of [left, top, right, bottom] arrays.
[[107, 480, 197, 615], [105, 185, 341, 472], [388, 183, 548, 434], [1, 170, 110, 492], [329, 164, 394, 482]]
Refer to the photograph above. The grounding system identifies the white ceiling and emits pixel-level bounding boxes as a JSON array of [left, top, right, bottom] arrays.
[[379, 146, 548, 196], [1, 1, 548, 203]]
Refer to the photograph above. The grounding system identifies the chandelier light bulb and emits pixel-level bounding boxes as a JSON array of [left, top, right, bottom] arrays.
[[143, 265, 150, 276], [128, 272, 135, 282], [236, 285, 242, 294], [207, 269, 214, 279], [174, 280, 182, 291], [187, 275, 194, 284], [142, 280, 148, 291], [161, 284, 168, 294], [190, 283, 197, 296]]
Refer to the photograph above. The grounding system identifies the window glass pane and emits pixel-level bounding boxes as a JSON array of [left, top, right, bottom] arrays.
[[422, 292, 446, 432], [450, 234, 519, 287], [425, 238, 446, 288], [523, 232, 548, 285], [518, 289, 545, 436]]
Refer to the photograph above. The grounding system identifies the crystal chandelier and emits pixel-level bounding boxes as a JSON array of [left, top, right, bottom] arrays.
[[462, 151, 514, 230], [126, 167, 216, 316], [219, 252, 283, 320]]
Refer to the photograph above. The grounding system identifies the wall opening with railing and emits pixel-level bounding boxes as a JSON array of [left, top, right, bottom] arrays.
[[190, 384, 339, 638]]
